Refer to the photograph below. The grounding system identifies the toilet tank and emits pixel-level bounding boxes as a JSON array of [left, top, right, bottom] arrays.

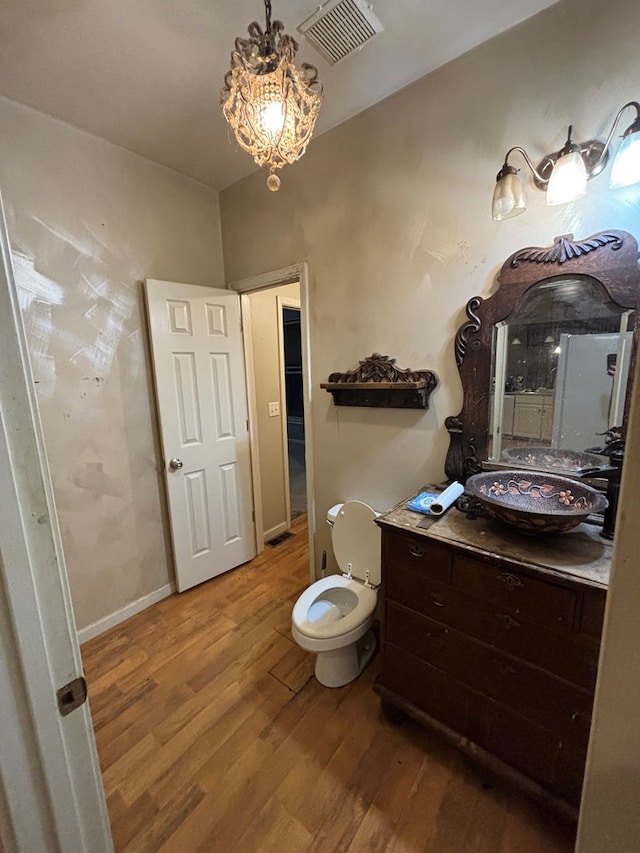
[[326, 503, 344, 526]]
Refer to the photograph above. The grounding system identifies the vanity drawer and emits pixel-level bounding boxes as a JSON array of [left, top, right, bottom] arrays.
[[580, 587, 606, 640], [385, 602, 593, 743], [470, 608, 599, 692], [451, 554, 577, 631], [552, 740, 589, 807], [474, 698, 559, 791], [380, 643, 471, 736], [386, 600, 453, 665], [387, 572, 598, 690], [385, 565, 597, 689], [383, 530, 452, 584], [381, 645, 560, 792], [386, 565, 457, 624]]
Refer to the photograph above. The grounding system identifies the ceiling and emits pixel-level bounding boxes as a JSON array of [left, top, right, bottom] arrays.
[[0, 0, 559, 190]]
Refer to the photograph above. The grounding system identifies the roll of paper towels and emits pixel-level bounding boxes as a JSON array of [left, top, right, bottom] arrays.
[[429, 481, 465, 516]]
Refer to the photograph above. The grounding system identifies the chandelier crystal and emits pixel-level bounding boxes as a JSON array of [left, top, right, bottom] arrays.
[[221, 1, 323, 191]]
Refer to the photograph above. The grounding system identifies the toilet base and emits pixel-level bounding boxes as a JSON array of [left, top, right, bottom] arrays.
[[314, 629, 376, 688]]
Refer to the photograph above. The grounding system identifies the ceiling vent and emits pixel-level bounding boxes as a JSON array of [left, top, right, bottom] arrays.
[[297, 0, 384, 66]]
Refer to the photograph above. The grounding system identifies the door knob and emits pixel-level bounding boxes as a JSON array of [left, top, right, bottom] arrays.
[[168, 458, 183, 471]]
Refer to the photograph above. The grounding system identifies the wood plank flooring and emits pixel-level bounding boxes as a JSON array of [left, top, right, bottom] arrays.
[[82, 515, 577, 852]]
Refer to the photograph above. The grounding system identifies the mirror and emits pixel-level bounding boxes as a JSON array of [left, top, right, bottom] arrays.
[[489, 275, 635, 460], [445, 230, 640, 482]]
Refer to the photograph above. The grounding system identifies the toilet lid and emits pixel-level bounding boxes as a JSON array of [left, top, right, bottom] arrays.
[[332, 501, 381, 586]]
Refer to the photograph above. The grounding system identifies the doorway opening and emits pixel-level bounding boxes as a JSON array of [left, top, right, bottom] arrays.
[[282, 305, 307, 519], [231, 262, 315, 580], [242, 282, 301, 544]]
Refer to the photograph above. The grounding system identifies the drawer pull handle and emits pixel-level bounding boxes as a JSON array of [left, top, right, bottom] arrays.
[[497, 572, 523, 592], [496, 613, 521, 630], [495, 659, 517, 677], [429, 592, 446, 607], [408, 543, 426, 558]]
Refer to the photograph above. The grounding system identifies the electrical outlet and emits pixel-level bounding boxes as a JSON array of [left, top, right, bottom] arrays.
[[268, 401, 280, 417]]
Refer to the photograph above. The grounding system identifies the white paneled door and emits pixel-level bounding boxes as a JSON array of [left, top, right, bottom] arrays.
[[146, 280, 255, 591]]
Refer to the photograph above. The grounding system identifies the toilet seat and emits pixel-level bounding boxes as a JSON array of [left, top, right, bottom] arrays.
[[332, 501, 381, 587], [292, 575, 377, 640]]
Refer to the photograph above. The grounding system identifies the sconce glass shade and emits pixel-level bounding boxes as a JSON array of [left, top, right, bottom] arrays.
[[492, 166, 526, 220], [610, 126, 640, 188], [546, 150, 588, 206]]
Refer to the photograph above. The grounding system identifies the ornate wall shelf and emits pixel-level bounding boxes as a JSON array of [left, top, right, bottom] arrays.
[[321, 353, 438, 409]]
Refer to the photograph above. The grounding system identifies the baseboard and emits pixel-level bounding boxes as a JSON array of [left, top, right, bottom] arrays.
[[264, 521, 289, 544], [77, 583, 175, 644]]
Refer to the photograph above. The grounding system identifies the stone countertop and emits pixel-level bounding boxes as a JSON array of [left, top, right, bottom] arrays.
[[377, 487, 611, 590]]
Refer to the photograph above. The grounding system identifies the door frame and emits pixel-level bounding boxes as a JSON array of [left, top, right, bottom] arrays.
[[230, 263, 315, 581]]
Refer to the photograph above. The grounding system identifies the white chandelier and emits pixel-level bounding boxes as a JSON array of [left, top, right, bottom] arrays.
[[221, 0, 323, 191]]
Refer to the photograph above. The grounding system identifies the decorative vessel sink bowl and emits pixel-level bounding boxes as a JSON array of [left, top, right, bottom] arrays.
[[500, 447, 607, 476], [465, 470, 608, 534]]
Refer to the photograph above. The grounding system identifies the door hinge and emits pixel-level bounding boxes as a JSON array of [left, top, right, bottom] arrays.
[[57, 676, 88, 717]]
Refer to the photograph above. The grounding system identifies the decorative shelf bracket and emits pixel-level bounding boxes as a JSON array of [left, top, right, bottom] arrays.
[[321, 353, 438, 409]]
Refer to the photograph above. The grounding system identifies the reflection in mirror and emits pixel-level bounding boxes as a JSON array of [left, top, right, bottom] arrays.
[[444, 230, 640, 484], [489, 275, 635, 460]]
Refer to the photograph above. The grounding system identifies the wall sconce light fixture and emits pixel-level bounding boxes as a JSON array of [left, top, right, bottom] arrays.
[[492, 101, 640, 220], [221, 0, 323, 191]]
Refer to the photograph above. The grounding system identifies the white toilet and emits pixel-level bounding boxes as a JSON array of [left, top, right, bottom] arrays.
[[291, 500, 381, 688]]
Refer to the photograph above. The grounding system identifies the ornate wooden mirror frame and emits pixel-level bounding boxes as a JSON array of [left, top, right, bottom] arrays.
[[445, 230, 640, 482]]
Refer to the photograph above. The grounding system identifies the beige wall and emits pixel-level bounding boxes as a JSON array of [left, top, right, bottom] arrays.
[[220, 0, 640, 569], [0, 96, 224, 631], [219, 0, 640, 846], [247, 282, 300, 541]]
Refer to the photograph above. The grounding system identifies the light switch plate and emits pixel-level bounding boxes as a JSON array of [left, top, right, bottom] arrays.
[[268, 401, 280, 417]]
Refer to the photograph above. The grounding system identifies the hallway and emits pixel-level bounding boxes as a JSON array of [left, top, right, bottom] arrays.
[[288, 438, 307, 518]]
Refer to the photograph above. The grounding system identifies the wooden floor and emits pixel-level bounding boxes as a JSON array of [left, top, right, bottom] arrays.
[[82, 515, 577, 852]]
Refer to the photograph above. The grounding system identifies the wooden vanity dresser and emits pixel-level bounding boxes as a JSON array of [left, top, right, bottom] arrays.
[[375, 494, 610, 816]]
